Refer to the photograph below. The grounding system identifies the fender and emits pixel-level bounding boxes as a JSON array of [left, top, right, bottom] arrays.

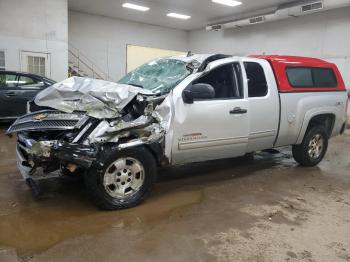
[[296, 107, 338, 145]]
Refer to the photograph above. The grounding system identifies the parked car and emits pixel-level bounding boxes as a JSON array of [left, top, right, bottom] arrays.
[[7, 54, 348, 210], [0, 71, 55, 120]]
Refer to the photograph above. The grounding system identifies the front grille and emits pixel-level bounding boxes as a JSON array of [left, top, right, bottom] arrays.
[[9, 120, 79, 133], [7, 110, 88, 134]]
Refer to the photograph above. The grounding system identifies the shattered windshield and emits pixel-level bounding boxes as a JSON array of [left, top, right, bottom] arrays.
[[118, 58, 192, 94]]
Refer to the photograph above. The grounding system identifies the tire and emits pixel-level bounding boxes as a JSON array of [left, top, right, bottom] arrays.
[[292, 125, 328, 167], [85, 146, 157, 210]]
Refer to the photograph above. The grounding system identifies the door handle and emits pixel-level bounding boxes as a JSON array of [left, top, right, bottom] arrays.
[[230, 107, 247, 114], [5, 92, 16, 97]]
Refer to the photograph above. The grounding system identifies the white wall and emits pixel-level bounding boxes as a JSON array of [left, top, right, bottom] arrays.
[[68, 11, 189, 81], [189, 7, 350, 89], [0, 0, 68, 81], [2, 1, 347, 85]]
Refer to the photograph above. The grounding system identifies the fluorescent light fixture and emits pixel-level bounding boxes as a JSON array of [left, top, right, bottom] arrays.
[[212, 0, 242, 7], [167, 13, 191, 20], [122, 3, 150, 11]]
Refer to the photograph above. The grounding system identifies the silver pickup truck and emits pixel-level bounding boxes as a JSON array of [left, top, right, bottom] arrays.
[[7, 54, 348, 210]]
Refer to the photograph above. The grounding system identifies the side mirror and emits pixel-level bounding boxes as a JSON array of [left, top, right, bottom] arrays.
[[182, 83, 215, 104]]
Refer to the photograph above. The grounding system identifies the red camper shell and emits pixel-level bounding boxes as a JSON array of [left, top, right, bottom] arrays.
[[249, 55, 346, 93]]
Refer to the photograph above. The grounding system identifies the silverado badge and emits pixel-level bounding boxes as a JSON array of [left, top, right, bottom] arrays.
[[33, 113, 48, 121]]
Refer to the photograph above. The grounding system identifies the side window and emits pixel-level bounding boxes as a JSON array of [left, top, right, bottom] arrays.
[[194, 63, 243, 99], [244, 62, 268, 97], [312, 68, 337, 87], [0, 73, 5, 87], [286, 67, 337, 88], [0, 73, 18, 88], [18, 76, 45, 89], [0, 51, 5, 70], [286, 67, 313, 87]]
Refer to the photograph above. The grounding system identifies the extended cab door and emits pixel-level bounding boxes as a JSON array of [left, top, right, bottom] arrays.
[[171, 59, 249, 165], [242, 58, 280, 152]]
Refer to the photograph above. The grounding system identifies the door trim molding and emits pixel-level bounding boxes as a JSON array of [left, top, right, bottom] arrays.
[[249, 130, 276, 140], [179, 136, 248, 150]]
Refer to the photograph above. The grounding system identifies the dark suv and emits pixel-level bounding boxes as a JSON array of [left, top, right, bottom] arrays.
[[0, 71, 55, 120]]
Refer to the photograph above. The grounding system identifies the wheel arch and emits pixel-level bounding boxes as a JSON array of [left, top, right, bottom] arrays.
[[143, 142, 168, 167], [296, 110, 336, 144]]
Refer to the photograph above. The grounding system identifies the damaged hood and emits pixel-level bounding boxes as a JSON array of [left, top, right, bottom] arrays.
[[35, 77, 155, 119]]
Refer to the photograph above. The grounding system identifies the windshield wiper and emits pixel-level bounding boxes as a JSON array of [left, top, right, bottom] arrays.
[[128, 83, 144, 89]]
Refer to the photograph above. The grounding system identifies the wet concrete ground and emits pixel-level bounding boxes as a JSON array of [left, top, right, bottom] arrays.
[[0, 126, 349, 262]]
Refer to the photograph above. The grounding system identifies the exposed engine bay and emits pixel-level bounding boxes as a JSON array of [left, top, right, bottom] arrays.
[[7, 77, 172, 184]]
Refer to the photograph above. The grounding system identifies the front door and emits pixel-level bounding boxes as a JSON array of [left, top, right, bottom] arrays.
[[171, 61, 249, 165], [0, 72, 19, 119], [0, 73, 45, 119], [15, 74, 46, 116]]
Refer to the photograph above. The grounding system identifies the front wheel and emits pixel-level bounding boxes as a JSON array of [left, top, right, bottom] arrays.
[[292, 125, 328, 167], [85, 146, 157, 210]]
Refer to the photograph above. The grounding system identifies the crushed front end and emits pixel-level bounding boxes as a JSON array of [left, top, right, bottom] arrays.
[[7, 77, 169, 191], [9, 110, 97, 181]]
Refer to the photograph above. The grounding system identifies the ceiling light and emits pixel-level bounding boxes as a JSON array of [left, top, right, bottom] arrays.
[[167, 13, 191, 20], [122, 3, 150, 11], [212, 0, 242, 7]]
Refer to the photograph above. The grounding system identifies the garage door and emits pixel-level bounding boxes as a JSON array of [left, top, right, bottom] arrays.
[[126, 45, 186, 73]]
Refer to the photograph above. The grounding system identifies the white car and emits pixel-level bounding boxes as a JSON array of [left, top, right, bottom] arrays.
[[7, 54, 348, 210]]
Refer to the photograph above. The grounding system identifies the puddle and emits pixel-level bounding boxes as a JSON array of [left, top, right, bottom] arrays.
[[0, 182, 203, 256]]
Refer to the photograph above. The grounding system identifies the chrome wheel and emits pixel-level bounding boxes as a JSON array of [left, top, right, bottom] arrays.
[[103, 157, 145, 198], [308, 134, 324, 160]]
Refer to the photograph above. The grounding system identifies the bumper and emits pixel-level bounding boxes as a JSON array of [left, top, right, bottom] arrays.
[[53, 141, 98, 168], [16, 145, 62, 181], [16, 135, 98, 181], [16, 145, 32, 180]]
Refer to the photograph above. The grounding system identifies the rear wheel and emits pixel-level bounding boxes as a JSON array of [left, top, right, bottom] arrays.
[[85, 146, 157, 210], [292, 125, 328, 167]]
